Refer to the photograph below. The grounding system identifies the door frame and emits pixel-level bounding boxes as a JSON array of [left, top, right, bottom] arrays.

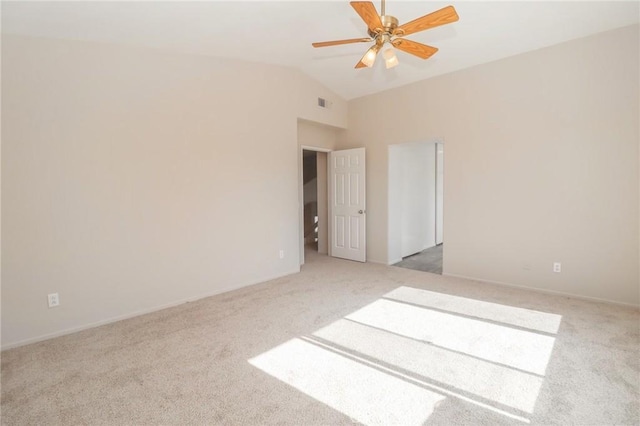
[[299, 145, 332, 266], [387, 138, 443, 264]]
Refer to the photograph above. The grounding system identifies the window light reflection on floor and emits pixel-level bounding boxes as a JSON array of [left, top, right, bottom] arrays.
[[385, 287, 562, 334], [314, 318, 542, 413], [249, 286, 561, 425], [346, 298, 555, 376], [249, 338, 445, 425]]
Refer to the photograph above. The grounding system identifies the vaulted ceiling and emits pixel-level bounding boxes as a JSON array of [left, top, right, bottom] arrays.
[[2, 1, 638, 100]]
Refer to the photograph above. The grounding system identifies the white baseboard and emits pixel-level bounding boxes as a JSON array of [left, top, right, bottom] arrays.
[[1, 268, 300, 351], [443, 272, 640, 309]]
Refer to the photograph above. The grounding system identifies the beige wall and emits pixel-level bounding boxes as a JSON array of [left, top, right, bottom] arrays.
[[1, 35, 347, 348], [298, 119, 341, 151], [343, 25, 639, 305], [297, 87, 347, 130]]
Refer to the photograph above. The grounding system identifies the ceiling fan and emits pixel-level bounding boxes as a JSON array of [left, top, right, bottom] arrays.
[[312, 0, 459, 69]]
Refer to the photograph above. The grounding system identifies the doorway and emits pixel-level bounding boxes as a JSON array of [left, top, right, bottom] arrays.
[[299, 147, 329, 265], [299, 146, 367, 265], [388, 141, 444, 274], [303, 150, 319, 251]]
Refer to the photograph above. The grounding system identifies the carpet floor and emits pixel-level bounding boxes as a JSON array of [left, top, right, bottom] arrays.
[[2, 250, 639, 425]]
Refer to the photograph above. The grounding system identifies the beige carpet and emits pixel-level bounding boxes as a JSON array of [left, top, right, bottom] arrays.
[[2, 250, 639, 425]]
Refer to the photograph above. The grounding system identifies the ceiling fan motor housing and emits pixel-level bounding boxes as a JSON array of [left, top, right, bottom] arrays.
[[368, 15, 399, 41]]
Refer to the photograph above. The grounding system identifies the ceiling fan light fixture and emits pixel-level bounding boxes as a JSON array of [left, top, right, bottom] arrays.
[[312, 2, 459, 70], [383, 47, 399, 69], [362, 44, 381, 67]]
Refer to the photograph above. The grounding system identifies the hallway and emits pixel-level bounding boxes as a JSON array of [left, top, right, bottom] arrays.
[[393, 245, 443, 274]]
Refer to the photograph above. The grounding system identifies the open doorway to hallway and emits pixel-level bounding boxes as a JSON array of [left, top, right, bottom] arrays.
[[389, 141, 444, 274], [301, 148, 329, 263], [303, 150, 319, 251]]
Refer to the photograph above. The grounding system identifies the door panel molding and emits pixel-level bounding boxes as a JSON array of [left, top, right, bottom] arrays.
[[329, 148, 366, 262]]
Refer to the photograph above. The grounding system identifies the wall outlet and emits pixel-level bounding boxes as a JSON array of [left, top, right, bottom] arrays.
[[553, 262, 562, 273], [48, 293, 60, 308], [279, 250, 285, 259]]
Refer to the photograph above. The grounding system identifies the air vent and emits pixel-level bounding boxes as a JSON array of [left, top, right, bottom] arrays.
[[317, 97, 327, 108]]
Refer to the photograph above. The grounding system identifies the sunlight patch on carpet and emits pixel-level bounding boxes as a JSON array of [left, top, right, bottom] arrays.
[[314, 319, 542, 413], [249, 338, 445, 425], [249, 286, 560, 424], [385, 286, 562, 334], [346, 299, 555, 375]]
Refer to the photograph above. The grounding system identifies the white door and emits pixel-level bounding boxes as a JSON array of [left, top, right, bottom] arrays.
[[329, 148, 366, 262]]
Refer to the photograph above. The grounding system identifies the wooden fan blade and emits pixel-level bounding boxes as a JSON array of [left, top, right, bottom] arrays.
[[312, 38, 372, 48], [350, 1, 383, 32], [395, 5, 459, 37], [392, 38, 439, 59]]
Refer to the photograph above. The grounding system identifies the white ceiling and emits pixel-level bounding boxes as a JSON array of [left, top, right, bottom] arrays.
[[2, 1, 638, 100]]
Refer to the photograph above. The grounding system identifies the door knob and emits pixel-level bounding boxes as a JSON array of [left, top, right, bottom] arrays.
[[358, 210, 364, 214]]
